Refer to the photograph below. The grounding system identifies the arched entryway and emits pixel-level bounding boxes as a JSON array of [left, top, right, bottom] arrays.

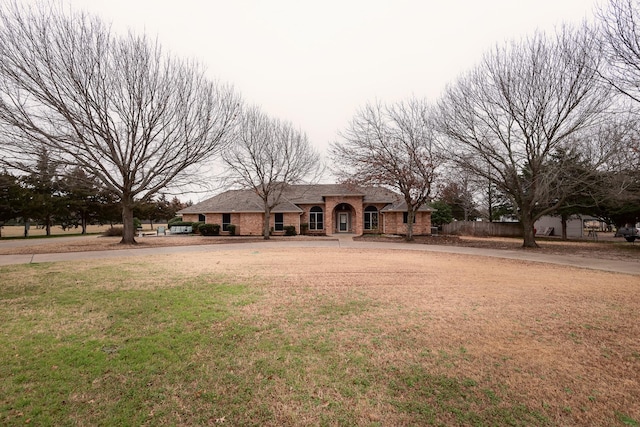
[[333, 203, 355, 233]]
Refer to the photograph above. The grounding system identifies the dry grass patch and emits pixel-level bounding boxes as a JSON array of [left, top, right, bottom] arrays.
[[0, 235, 303, 255], [0, 224, 119, 238], [1, 248, 639, 426], [176, 248, 640, 425]]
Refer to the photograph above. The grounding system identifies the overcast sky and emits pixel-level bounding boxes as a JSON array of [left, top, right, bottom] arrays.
[[57, 0, 601, 199]]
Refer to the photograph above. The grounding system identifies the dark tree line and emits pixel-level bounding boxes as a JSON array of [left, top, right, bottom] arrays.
[[0, 162, 187, 238]]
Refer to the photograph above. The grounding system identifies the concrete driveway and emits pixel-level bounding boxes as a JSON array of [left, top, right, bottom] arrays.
[[1, 234, 639, 275]]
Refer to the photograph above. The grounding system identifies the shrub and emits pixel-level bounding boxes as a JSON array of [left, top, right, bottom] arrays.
[[191, 221, 204, 234], [199, 223, 220, 236], [227, 224, 236, 236], [300, 223, 308, 235], [103, 226, 123, 237], [167, 217, 183, 227], [133, 217, 142, 229], [284, 225, 297, 236]]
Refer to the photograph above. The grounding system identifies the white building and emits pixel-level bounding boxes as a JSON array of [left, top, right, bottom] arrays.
[[534, 215, 609, 238]]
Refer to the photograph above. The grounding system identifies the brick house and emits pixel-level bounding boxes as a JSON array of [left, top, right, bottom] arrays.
[[178, 184, 433, 236]]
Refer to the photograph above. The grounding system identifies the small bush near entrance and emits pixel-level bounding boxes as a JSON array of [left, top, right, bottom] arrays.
[[284, 225, 297, 236], [227, 224, 236, 236], [199, 224, 220, 236]]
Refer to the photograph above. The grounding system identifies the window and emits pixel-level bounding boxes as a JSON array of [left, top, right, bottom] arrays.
[[274, 213, 284, 231], [309, 206, 324, 230], [403, 212, 416, 224], [198, 214, 206, 222], [364, 206, 378, 230], [222, 213, 231, 231]]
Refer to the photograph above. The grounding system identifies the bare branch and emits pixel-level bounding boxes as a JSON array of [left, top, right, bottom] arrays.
[[330, 97, 440, 240], [436, 26, 612, 247], [222, 106, 322, 239], [0, 1, 241, 243]]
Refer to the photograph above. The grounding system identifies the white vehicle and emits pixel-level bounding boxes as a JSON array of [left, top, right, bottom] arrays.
[[614, 226, 640, 242]]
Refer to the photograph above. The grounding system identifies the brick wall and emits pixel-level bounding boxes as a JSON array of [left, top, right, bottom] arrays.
[[237, 213, 263, 236], [382, 211, 432, 235], [183, 205, 431, 236], [181, 214, 199, 223], [324, 196, 364, 235]]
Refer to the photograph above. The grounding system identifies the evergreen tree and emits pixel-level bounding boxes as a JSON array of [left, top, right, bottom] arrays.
[[58, 168, 104, 234], [0, 170, 24, 237], [21, 149, 63, 236]]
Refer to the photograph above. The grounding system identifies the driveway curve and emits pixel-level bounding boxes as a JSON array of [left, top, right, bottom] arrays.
[[0, 234, 638, 276]]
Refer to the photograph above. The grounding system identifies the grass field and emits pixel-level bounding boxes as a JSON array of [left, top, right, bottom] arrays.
[[0, 224, 166, 238], [1, 248, 639, 426], [0, 224, 113, 238]]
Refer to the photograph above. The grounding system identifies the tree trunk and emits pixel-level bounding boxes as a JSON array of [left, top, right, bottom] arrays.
[[561, 214, 568, 240], [81, 212, 87, 235], [263, 206, 271, 240], [487, 184, 494, 223], [45, 214, 51, 236], [521, 215, 538, 248], [405, 209, 415, 241], [120, 200, 137, 244]]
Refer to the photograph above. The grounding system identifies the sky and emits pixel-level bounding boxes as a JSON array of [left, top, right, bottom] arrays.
[[62, 0, 601, 148], [56, 0, 601, 200]]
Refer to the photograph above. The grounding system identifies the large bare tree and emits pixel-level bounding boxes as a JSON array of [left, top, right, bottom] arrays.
[[0, 1, 240, 244], [222, 106, 321, 239], [436, 27, 612, 247], [330, 98, 440, 240], [597, 0, 640, 221]]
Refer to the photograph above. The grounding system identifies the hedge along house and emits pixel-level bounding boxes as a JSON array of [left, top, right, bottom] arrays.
[[178, 184, 433, 236]]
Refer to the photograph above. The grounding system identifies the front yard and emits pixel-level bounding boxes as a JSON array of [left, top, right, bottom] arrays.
[[1, 247, 639, 425]]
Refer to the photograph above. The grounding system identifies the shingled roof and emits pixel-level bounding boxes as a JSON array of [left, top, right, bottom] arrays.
[[282, 184, 401, 204], [178, 184, 432, 214], [179, 189, 302, 214]]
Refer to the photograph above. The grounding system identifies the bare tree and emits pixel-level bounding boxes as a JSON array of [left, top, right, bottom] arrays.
[[222, 106, 322, 239], [598, 0, 640, 104], [0, 1, 241, 244], [330, 98, 440, 240], [436, 27, 612, 247], [436, 172, 479, 222], [597, 0, 640, 221]]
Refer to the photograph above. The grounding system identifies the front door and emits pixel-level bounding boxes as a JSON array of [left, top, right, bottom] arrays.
[[339, 213, 348, 232]]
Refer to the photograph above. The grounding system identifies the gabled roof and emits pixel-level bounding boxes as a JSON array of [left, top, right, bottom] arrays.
[[178, 184, 432, 214], [283, 184, 401, 204], [381, 200, 433, 212], [179, 189, 302, 214]]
